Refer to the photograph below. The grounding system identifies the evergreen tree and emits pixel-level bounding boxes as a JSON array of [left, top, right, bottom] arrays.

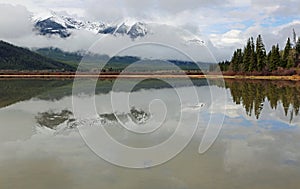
[[293, 28, 297, 47], [219, 60, 230, 71], [296, 37, 300, 65], [267, 51, 271, 70], [242, 38, 252, 72], [296, 37, 300, 55], [269, 45, 281, 71], [282, 38, 292, 68], [256, 35, 267, 71], [275, 45, 281, 69], [236, 49, 243, 70], [230, 48, 243, 72], [287, 56, 295, 68], [230, 50, 238, 71], [248, 37, 257, 72], [286, 49, 296, 68]]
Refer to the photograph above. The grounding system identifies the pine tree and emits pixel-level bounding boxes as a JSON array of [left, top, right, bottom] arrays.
[[293, 28, 297, 47], [296, 37, 300, 65], [256, 35, 267, 71], [296, 37, 300, 55], [275, 45, 281, 69], [230, 48, 243, 72], [286, 49, 296, 68], [267, 51, 271, 70], [248, 37, 257, 71], [282, 38, 292, 68], [287, 55, 295, 68], [242, 38, 252, 72], [230, 50, 238, 71], [236, 49, 243, 71], [269, 44, 281, 71]]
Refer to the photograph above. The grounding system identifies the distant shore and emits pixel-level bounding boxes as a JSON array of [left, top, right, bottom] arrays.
[[0, 72, 300, 80]]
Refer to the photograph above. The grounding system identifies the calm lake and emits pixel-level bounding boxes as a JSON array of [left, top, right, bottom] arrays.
[[0, 78, 300, 189]]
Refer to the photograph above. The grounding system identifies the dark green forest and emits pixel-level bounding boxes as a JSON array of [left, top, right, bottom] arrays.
[[0, 41, 75, 71], [214, 32, 300, 75]]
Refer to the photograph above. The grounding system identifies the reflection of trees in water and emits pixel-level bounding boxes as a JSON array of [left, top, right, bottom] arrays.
[[0, 79, 73, 108], [2, 78, 299, 122], [224, 79, 300, 120], [0, 78, 209, 109]]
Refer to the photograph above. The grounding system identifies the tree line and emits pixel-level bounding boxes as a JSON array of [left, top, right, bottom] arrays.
[[215, 33, 300, 75]]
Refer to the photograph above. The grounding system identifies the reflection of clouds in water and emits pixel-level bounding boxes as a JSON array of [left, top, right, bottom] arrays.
[[0, 86, 201, 187], [0, 130, 191, 188], [219, 128, 300, 188], [0, 130, 120, 188], [0, 157, 73, 189], [207, 87, 247, 119], [224, 140, 260, 172], [0, 110, 35, 143], [221, 122, 300, 174], [0, 85, 300, 188]]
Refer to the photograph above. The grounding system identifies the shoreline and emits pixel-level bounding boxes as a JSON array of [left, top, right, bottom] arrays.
[[0, 73, 300, 80]]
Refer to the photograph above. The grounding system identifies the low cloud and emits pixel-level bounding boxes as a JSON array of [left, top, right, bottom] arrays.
[[0, 4, 33, 39], [7, 30, 101, 52], [0, 0, 300, 61]]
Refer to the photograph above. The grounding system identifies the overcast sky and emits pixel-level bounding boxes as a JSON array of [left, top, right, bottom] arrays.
[[0, 0, 300, 61]]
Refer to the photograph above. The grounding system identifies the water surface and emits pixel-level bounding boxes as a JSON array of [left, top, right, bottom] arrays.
[[0, 78, 299, 189]]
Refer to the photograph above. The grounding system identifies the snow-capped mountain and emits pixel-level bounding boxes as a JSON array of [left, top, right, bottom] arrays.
[[30, 12, 210, 62], [35, 18, 71, 38], [33, 12, 149, 39], [127, 22, 148, 39]]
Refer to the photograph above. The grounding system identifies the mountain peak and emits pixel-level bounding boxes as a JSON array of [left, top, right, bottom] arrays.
[[128, 22, 148, 39], [35, 18, 71, 38], [34, 12, 107, 37], [33, 12, 149, 39]]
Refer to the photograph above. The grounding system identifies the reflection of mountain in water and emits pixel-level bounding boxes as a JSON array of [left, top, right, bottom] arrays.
[[36, 110, 74, 130], [223, 79, 300, 121], [100, 107, 149, 125], [35, 107, 150, 132]]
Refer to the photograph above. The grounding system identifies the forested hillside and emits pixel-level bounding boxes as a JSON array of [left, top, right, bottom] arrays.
[[0, 41, 75, 71]]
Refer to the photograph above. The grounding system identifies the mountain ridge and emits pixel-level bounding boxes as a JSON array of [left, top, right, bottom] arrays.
[[0, 40, 75, 71], [34, 12, 149, 39]]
